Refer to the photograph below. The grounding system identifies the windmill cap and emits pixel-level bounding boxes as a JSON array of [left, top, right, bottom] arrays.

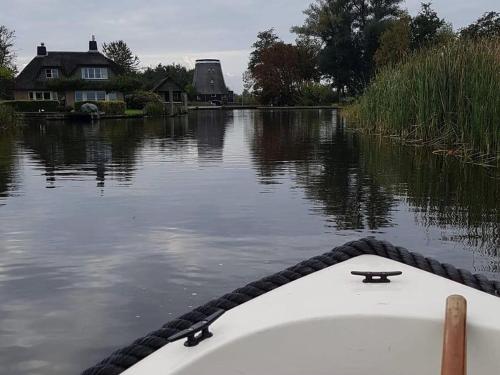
[[195, 59, 221, 63]]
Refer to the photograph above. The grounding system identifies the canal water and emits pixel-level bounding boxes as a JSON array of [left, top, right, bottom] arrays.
[[0, 110, 498, 374]]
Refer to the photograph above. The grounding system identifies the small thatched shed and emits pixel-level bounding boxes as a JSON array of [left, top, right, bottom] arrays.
[[152, 77, 185, 103]]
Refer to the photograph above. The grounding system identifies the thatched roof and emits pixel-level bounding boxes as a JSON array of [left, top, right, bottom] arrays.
[[192, 59, 227, 95], [15, 52, 121, 90], [151, 76, 184, 93]]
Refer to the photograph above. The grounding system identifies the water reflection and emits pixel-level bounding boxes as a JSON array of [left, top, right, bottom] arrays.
[[248, 111, 396, 230], [357, 138, 500, 256], [0, 135, 18, 200], [16, 112, 231, 189], [0, 110, 497, 375], [247, 110, 499, 253]]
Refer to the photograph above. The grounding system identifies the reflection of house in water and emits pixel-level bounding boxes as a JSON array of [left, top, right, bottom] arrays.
[[20, 122, 141, 188], [0, 136, 19, 201]]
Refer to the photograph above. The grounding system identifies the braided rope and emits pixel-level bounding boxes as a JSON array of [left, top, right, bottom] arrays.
[[82, 238, 500, 375]]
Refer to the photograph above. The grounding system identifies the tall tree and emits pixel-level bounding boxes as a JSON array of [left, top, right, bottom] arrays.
[[460, 12, 500, 39], [292, 0, 403, 95], [248, 29, 280, 72], [374, 15, 411, 68], [410, 2, 445, 49], [251, 42, 303, 105], [246, 30, 320, 104], [102, 40, 140, 74], [0, 25, 16, 72]]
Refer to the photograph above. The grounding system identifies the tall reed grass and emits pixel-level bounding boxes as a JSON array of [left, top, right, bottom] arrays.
[[347, 38, 500, 165]]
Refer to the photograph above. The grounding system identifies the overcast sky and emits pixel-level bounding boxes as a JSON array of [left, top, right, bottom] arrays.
[[1, 0, 498, 93]]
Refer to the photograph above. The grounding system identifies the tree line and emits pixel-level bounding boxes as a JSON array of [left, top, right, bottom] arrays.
[[244, 2, 500, 105], [1, 4, 499, 102]]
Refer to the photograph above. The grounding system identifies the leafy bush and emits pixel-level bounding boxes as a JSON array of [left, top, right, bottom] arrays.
[[74, 101, 126, 115], [144, 101, 165, 116], [125, 91, 162, 109], [0, 104, 15, 129], [297, 83, 335, 106], [1, 100, 60, 112]]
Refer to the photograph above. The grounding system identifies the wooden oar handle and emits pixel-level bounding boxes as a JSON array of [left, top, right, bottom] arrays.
[[441, 295, 467, 375]]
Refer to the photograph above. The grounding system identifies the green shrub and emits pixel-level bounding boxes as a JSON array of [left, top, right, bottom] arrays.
[[144, 101, 165, 116], [125, 91, 162, 109], [0, 104, 15, 129], [348, 38, 500, 164], [74, 101, 126, 115], [1, 100, 59, 112]]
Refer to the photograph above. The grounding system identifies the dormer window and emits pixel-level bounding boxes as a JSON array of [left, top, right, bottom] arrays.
[[45, 68, 59, 79], [82, 67, 108, 80]]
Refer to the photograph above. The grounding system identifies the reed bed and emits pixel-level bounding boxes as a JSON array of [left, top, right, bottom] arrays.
[[347, 38, 500, 165]]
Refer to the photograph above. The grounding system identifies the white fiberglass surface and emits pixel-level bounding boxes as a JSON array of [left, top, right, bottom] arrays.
[[169, 317, 499, 375], [123, 256, 500, 375]]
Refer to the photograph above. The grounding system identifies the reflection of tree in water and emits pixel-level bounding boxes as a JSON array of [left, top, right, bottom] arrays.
[[0, 134, 19, 201], [248, 110, 499, 254], [248, 110, 395, 229], [357, 136, 500, 256]]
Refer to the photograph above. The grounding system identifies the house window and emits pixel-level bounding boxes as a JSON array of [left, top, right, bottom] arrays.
[[107, 92, 118, 101], [75, 91, 108, 102], [45, 68, 59, 79], [82, 67, 109, 80], [29, 91, 58, 101]]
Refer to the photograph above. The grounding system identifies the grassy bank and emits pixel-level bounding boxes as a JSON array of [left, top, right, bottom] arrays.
[[347, 38, 500, 165], [0, 104, 15, 131]]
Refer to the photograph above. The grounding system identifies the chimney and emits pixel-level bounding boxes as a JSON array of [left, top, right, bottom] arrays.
[[37, 43, 47, 56], [89, 35, 98, 52]]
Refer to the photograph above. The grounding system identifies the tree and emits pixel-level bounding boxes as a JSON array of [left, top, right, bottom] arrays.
[[0, 66, 14, 100], [251, 42, 303, 104], [102, 40, 140, 74], [0, 25, 16, 72], [292, 0, 403, 95], [139, 63, 194, 91], [410, 3, 445, 49], [245, 30, 321, 104], [248, 29, 280, 72], [460, 12, 500, 39], [374, 15, 411, 68]]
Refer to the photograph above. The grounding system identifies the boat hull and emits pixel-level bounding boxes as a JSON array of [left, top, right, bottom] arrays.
[[123, 255, 500, 375]]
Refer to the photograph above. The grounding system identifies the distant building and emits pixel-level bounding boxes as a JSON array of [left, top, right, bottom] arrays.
[[152, 76, 185, 103], [14, 37, 124, 106], [192, 59, 228, 104]]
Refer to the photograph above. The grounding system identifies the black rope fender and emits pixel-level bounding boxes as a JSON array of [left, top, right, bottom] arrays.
[[82, 237, 500, 375]]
